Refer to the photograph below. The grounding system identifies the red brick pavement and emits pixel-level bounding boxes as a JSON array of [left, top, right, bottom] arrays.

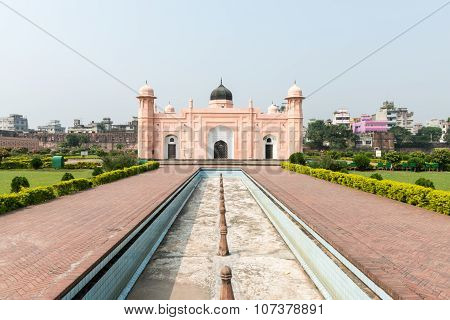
[[245, 166, 450, 300], [0, 166, 197, 299]]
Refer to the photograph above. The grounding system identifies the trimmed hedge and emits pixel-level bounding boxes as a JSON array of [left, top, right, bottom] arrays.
[[0, 157, 52, 169], [0, 161, 159, 215], [92, 161, 159, 186], [64, 162, 101, 169], [53, 179, 93, 196], [281, 162, 450, 215]]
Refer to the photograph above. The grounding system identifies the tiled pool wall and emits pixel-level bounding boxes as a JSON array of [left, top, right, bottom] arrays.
[[61, 168, 391, 300]]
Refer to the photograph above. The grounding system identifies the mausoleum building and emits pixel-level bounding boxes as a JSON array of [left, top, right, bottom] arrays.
[[137, 81, 304, 160]]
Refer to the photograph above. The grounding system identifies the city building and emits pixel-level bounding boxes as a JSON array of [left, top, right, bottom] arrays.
[[374, 101, 397, 128], [352, 114, 392, 150], [396, 107, 414, 133], [68, 119, 101, 134], [68, 117, 138, 134], [427, 119, 448, 143], [137, 80, 304, 160], [374, 101, 414, 132], [0, 114, 28, 132], [331, 108, 351, 127], [37, 120, 66, 133], [352, 114, 388, 134]]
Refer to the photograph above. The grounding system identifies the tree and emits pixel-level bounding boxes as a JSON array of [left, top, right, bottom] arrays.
[[306, 120, 328, 149], [326, 125, 356, 149], [306, 121, 355, 150], [389, 126, 412, 145], [64, 134, 90, 148], [416, 127, 442, 143]]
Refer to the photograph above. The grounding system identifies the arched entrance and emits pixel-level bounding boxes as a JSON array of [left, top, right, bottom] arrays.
[[214, 140, 228, 159], [208, 126, 234, 159], [263, 135, 277, 159], [164, 135, 178, 159]]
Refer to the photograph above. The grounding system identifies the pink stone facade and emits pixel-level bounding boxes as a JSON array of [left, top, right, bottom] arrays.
[[137, 82, 304, 160]]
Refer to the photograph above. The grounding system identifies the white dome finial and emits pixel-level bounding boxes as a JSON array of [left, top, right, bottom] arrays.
[[139, 81, 154, 97], [287, 82, 302, 98]]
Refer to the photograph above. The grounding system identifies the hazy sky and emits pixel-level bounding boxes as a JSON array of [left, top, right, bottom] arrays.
[[0, 0, 449, 129]]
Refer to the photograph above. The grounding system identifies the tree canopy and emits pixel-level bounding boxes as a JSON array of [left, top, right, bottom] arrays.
[[306, 120, 355, 150]]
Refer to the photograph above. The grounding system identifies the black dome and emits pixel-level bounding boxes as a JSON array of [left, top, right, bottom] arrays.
[[210, 80, 232, 101]]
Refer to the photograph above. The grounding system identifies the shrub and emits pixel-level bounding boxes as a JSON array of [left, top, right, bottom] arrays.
[[92, 167, 104, 176], [318, 155, 347, 172], [288, 152, 306, 165], [11, 176, 30, 193], [384, 151, 401, 165], [326, 150, 341, 160], [408, 157, 425, 171], [102, 153, 137, 171], [61, 172, 75, 181], [19, 186, 56, 206], [370, 173, 383, 180], [53, 179, 92, 196], [92, 161, 159, 186], [30, 157, 43, 170], [281, 162, 450, 215], [0, 147, 11, 159], [430, 148, 450, 171], [415, 178, 435, 189], [353, 153, 371, 170], [340, 168, 349, 174]]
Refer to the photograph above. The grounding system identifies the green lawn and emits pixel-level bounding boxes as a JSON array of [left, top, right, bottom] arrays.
[[353, 170, 450, 191], [0, 169, 93, 194]]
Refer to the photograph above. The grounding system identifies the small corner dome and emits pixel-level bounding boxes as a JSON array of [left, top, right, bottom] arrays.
[[268, 104, 278, 114], [164, 103, 175, 113], [139, 83, 154, 96], [287, 82, 302, 98], [210, 80, 233, 101]]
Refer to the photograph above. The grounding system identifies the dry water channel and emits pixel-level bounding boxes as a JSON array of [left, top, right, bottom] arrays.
[[127, 176, 322, 300]]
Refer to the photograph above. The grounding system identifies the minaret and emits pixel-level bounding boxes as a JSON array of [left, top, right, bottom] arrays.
[[285, 81, 304, 154], [137, 81, 156, 159]]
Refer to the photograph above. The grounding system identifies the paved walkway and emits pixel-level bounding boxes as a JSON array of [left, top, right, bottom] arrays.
[[0, 166, 197, 299], [245, 166, 450, 300]]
